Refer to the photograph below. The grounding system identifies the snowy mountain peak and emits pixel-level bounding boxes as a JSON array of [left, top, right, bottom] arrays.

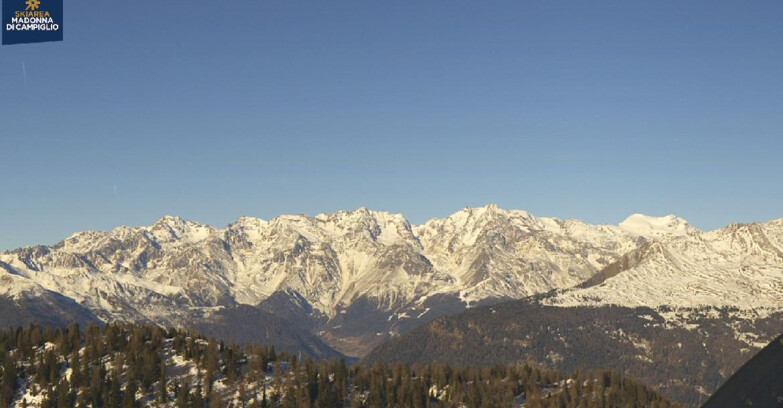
[[233, 215, 268, 226], [444, 204, 532, 228], [150, 215, 213, 244], [156, 214, 184, 223], [618, 213, 695, 238], [474, 203, 500, 211], [226, 216, 269, 244], [463, 203, 514, 216], [331, 206, 387, 220]]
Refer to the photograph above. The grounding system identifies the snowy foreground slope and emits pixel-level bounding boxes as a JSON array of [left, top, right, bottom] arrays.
[[2, 205, 783, 357]]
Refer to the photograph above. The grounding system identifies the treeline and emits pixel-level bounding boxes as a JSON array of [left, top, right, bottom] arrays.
[[349, 363, 681, 408], [0, 323, 681, 408], [362, 302, 783, 405]]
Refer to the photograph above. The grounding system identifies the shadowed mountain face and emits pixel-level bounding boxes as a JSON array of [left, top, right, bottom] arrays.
[[0, 292, 345, 360], [0, 291, 100, 329], [361, 300, 783, 406], [702, 333, 783, 408], [188, 305, 344, 360]]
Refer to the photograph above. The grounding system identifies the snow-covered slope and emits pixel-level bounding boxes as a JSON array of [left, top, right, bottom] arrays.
[[415, 205, 642, 303], [548, 218, 783, 311], [618, 214, 695, 238]]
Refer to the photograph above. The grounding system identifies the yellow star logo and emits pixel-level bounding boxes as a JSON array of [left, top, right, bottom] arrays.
[[25, 0, 41, 11]]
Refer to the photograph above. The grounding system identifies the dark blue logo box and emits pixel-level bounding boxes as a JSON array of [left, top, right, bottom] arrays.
[[3, 0, 63, 45]]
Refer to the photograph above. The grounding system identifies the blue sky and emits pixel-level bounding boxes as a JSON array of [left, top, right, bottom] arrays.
[[1, 1, 782, 249]]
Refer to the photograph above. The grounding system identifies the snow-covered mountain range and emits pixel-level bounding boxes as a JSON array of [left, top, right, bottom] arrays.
[[2, 205, 782, 356], [548, 217, 783, 311]]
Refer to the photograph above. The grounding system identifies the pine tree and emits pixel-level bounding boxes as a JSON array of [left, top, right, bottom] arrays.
[[203, 341, 220, 396], [0, 355, 17, 407], [123, 380, 138, 408], [208, 387, 224, 408], [55, 379, 74, 408], [237, 379, 248, 408], [69, 348, 83, 389], [159, 360, 168, 404], [175, 379, 189, 408], [261, 380, 270, 408], [107, 372, 122, 408]]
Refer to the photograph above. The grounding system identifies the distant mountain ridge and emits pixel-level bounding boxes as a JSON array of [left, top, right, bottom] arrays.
[[2, 205, 783, 360], [0, 205, 655, 354]]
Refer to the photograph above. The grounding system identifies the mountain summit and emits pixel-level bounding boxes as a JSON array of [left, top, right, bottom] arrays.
[[619, 213, 695, 237]]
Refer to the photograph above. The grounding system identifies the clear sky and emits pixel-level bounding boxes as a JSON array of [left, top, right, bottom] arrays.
[[1, 1, 782, 250]]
